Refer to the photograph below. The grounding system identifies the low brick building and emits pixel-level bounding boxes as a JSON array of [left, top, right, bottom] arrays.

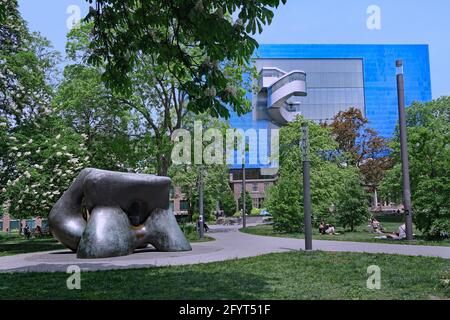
[[229, 169, 276, 209]]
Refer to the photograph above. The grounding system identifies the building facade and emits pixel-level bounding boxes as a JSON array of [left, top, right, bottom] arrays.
[[228, 44, 432, 208]]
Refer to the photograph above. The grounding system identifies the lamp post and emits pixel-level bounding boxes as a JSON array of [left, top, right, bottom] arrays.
[[301, 122, 313, 251], [198, 165, 205, 240], [242, 155, 247, 228], [396, 60, 414, 241]]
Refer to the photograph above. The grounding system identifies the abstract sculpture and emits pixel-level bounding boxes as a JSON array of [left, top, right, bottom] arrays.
[[48, 168, 192, 259]]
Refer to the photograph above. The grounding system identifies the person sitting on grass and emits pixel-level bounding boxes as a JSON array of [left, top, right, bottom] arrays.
[[376, 223, 407, 240], [384, 223, 407, 240], [370, 218, 383, 234], [319, 221, 326, 235], [324, 224, 339, 235]]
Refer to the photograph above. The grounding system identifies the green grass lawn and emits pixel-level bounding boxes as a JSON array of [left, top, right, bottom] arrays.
[[0, 251, 448, 300], [0, 231, 213, 257], [0, 232, 64, 257], [241, 222, 450, 247], [185, 232, 215, 243]]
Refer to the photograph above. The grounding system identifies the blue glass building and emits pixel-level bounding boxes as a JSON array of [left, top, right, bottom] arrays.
[[231, 44, 432, 138], [228, 45, 432, 207]]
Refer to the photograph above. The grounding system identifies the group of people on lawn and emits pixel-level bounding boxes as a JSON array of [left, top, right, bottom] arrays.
[[370, 218, 407, 240], [21, 224, 43, 239], [317, 219, 408, 240]]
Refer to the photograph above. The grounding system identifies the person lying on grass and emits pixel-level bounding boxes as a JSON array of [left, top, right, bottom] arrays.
[[375, 224, 407, 240], [319, 222, 339, 235]]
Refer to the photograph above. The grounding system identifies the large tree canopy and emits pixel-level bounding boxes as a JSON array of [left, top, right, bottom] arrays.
[[330, 108, 392, 191], [0, 0, 60, 126], [66, 21, 254, 175], [266, 117, 363, 233], [84, 0, 286, 118], [381, 97, 450, 236]]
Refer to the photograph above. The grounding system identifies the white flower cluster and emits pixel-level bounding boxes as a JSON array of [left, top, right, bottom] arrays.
[[204, 86, 217, 97], [3, 129, 91, 216]]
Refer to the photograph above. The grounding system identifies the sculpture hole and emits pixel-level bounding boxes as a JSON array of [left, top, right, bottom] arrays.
[[126, 201, 146, 226], [81, 197, 90, 222]]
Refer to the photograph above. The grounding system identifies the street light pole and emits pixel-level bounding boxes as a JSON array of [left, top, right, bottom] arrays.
[[396, 60, 414, 241], [242, 158, 247, 228], [198, 165, 205, 239], [301, 122, 313, 251]]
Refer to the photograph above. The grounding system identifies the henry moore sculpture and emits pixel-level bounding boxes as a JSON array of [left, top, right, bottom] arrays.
[[48, 168, 192, 259]]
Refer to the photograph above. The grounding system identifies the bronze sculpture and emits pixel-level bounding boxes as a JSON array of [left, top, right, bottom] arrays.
[[48, 168, 192, 259]]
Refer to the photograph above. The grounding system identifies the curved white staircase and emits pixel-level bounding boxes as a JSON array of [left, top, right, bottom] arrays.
[[259, 68, 307, 125]]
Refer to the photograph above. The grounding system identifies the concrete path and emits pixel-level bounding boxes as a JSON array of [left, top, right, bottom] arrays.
[[1, 224, 449, 273]]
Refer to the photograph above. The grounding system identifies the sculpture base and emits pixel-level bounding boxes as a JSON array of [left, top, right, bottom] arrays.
[[77, 207, 134, 259]]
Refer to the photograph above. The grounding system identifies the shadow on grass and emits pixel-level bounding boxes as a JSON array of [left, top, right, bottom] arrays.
[[0, 268, 271, 300], [0, 251, 448, 300], [0, 237, 64, 257]]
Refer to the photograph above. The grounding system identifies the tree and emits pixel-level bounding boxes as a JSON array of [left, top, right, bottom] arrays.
[[83, 0, 286, 118], [0, 115, 90, 219], [266, 117, 360, 233], [67, 21, 254, 175], [171, 163, 232, 220], [0, 0, 60, 126], [381, 97, 450, 236], [220, 188, 237, 217], [238, 190, 253, 216], [54, 63, 145, 172], [330, 108, 392, 192], [358, 128, 393, 192], [330, 108, 367, 166], [335, 177, 370, 231], [1, 0, 61, 204], [170, 112, 233, 219]]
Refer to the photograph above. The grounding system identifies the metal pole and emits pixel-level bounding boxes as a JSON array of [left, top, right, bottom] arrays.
[[242, 161, 247, 228], [301, 122, 313, 251], [198, 165, 204, 239], [396, 60, 414, 241]]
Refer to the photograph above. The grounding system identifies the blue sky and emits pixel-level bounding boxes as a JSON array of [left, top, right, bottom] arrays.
[[19, 0, 450, 98]]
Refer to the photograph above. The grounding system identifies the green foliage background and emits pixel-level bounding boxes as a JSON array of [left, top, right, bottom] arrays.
[[381, 97, 450, 236], [266, 118, 366, 233]]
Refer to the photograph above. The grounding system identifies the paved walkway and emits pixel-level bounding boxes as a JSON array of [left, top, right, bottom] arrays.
[[1, 224, 449, 273]]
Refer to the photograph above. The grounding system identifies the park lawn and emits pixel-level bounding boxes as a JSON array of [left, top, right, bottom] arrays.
[[0, 232, 64, 257], [241, 223, 450, 247], [184, 232, 215, 243], [0, 251, 448, 300], [0, 232, 213, 257]]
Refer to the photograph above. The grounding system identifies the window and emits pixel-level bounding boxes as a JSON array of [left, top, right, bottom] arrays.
[[180, 201, 189, 211], [259, 198, 265, 208]]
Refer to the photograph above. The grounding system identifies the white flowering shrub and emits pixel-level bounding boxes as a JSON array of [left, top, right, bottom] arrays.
[[0, 115, 90, 218]]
